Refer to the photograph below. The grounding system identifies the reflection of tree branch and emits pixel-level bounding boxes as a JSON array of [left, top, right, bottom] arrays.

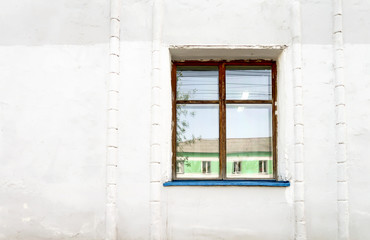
[[176, 70, 202, 168]]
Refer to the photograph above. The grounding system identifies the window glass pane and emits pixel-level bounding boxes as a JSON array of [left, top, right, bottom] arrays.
[[226, 66, 272, 100], [176, 104, 219, 179], [226, 104, 273, 179], [177, 66, 218, 100]]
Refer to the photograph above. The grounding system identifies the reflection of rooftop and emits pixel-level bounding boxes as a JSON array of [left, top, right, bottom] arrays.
[[177, 137, 272, 153]]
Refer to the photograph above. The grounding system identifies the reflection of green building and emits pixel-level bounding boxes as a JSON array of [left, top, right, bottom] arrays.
[[176, 137, 273, 179]]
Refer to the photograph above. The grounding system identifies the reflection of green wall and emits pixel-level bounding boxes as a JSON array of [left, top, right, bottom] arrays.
[[211, 161, 219, 173], [184, 160, 200, 173], [177, 152, 272, 158], [184, 160, 220, 173], [182, 160, 273, 174], [178, 152, 273, 174], [268, 160, 273, 174], [226, 161, 260, 174], [179, 157, 273, 175]]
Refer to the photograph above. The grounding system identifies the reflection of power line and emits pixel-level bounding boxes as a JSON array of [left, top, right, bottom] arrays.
[[179, 92, 271, 94], [180, 71, 271, 78], [227, 83, 271, 86], [185, 92, 270, 94], [180, 83, 271, 86]]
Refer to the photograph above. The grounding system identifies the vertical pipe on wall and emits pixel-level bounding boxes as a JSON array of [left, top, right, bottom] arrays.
[[106, 0, 120, 239], [291, 1, 307, 239], [150, 0, 163, 240], [332, 0, 349, 239]]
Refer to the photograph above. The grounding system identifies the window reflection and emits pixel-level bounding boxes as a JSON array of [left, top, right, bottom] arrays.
[[226, 66, 272, 100], [176, 104, 219, 179], [226, 104, 273, 179], [177, 66, 218, 100]]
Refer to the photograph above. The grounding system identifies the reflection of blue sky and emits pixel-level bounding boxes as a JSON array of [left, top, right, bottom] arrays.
[[178, 104, 272, 140], [178, 105, 219, 140], [227, 105, 272, 138]]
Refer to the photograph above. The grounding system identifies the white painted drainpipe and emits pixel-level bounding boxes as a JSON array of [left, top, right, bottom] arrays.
[[150, 0, 163, 240], [333, 0, 349, 239], [291, 1, 307, 239], [106, 1, 164, 239], [106, 0, 120, 239]]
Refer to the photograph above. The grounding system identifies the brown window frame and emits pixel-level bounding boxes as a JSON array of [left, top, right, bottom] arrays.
[[171, 60, 277, 180]]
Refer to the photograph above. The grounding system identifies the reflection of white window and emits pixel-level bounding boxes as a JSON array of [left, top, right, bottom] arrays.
[[233, 161, 241, 174], [202, 161, 211, 174], [176, 161, 184, 174], [259, 160, 267, 174]]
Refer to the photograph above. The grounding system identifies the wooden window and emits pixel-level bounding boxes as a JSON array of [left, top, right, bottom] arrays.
[[172, 61, 277, 180]]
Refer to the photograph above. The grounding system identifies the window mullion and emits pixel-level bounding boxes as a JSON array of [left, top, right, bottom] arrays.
[[219, 63, 226, 179], [272, 62, 278, 180]]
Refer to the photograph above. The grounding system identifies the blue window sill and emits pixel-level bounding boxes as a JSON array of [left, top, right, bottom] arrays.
[[163, 180, 290, 187]]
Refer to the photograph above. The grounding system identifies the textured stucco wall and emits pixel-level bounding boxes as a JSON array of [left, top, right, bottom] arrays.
[[344, 1, 370, 239], [0, 0, 109, 239], [0, 0, 370, 239], [0, 45, 109, 239]]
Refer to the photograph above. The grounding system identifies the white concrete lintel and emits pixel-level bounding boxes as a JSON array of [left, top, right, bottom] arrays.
[[169, 45, 287, 61]]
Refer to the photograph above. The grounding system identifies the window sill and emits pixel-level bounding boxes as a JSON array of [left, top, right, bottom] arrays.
[[163, 180, 290, 187]]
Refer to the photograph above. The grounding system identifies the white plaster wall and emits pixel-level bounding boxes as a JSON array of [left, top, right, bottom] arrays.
[[343, 1, 370, 238], [0, 0, 109, 45], [345, 44, 370, 240], [162, 0, 291, 46], [117, 41, 152, 240], [0, 45, 108, 239], [0, 0, 109, 239], [301, 44, 337, 239], [164, 187, 293, 240], [343, 0, 370, 239], [300, 1, 337, 239], [115, 1, 154, 239]]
